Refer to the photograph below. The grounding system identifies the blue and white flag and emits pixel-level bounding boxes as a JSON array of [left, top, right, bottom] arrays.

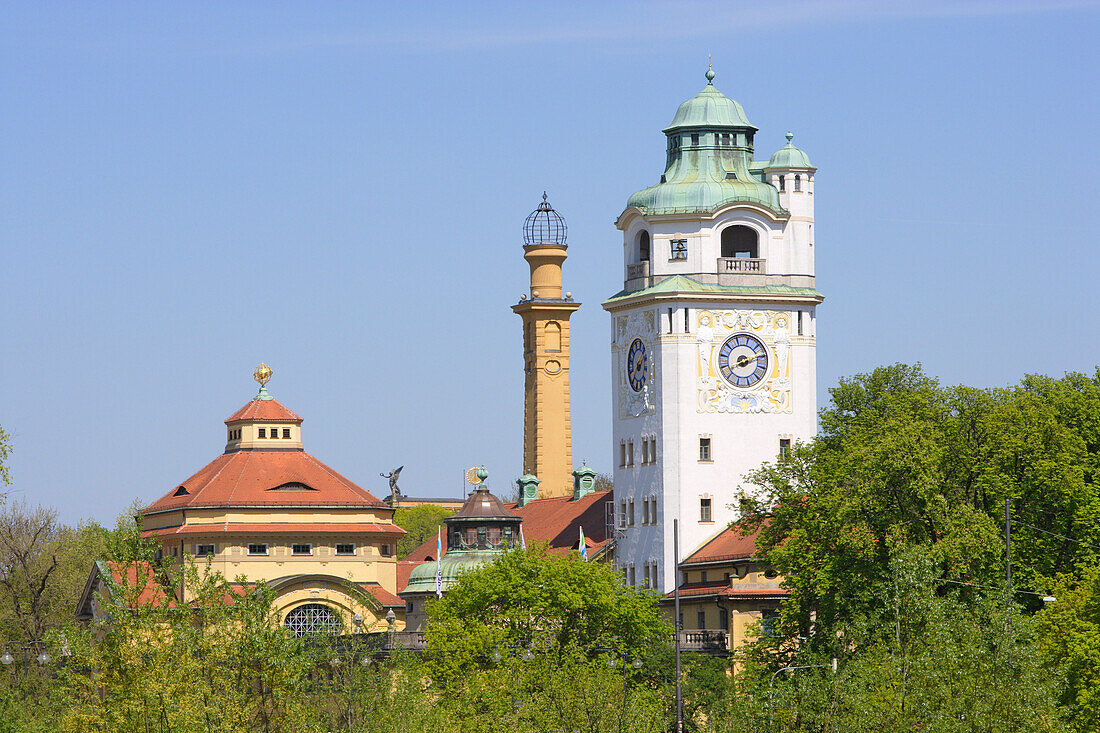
[[578, 526, 588, 561], [519, 525, 526, 551], [435, 526, 443, 598]]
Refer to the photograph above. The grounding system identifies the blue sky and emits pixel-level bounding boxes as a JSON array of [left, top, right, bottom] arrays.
[[2, 1, 1098, 525]]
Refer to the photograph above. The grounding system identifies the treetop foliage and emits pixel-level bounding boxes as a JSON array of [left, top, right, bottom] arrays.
[[424, 545, 671, 684], [393, 504, 453, 557]]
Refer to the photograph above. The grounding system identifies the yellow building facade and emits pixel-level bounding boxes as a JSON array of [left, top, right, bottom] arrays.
[[512, 195, 580, 498], [131, 367, 406, 635]]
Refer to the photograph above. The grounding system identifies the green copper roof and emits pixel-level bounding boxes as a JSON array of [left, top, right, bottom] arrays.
[[766, 132, 814, 170], [603, 275, 824, 305], [663, 79, 755, 133], [625, 71, 784, 218], [404, 550, 499, 595]]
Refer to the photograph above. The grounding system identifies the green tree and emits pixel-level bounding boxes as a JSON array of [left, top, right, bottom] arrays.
[[424, 545, 671, 686], [0, 426, 11, 488], [730, 546, 1068, 733], [393, 504, 453, 557], [1035, 565, 1100, 732], [741, 364, 1100, 660], [59, 560, 320, 732]]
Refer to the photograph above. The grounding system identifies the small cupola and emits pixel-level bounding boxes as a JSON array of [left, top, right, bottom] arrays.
[[765, 132, 815, 171], [224, 364, 305, 453], [445, 468, 522, 552]]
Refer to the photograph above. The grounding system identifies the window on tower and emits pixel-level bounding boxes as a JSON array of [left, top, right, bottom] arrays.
[[670, 239, 687, 260], [283, 428, 291, 439], [700, 497, 713, 523], [721, 226, 758, 259], [794, 174, 802, 192], [778, 174, 786, 192], [638, 231, 650, 262], [257, 428, 266, 438], [779, 438, 792, 459], [691, 133, 699, 145], [699, 437, 712, 462], [545, 322, 562, 352]]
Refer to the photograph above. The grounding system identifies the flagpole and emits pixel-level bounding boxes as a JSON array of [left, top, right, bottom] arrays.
[[674, 518, 682, 733], [435, 526, 443, 598]]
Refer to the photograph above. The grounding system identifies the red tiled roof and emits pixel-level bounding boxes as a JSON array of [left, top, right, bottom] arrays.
[[396, 560, 420, 594], [142, 522, 405, 537], [508, 490, 613, 555], [143, 449, 387, 513], [106, 561, 174, 607], [722, 587, 789, 599], [225, 398, 302, 423], [682, 522, 766, 565], [663, 582, 790, 601], [399, 490, 614, 564], [361, 582, 403, 607]]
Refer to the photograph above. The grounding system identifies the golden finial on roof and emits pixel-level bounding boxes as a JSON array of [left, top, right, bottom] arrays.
[[465, 466, 484, 486], [253, 363, 273, 387]]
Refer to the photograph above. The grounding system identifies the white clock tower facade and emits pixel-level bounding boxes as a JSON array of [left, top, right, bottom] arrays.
[[603, 70, 823, 593]]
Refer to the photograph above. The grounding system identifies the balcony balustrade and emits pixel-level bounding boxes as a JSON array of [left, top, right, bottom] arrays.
[[627, 262, 651, 280], [718, 257, 766, 274], [677, 629, 729, 653]]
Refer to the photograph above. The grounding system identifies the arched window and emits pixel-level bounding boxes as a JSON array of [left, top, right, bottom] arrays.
[[794, 174, 802, 192], [545, 322, 562, 351], [778, 175, 785, 192], [638, 231, 650, 262], [720, 226, 758, 259], [284, 604, 342, 637]]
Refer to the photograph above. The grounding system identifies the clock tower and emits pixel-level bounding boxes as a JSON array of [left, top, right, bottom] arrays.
[[603, 69, 823, 592], [513, 194, 581, 498]]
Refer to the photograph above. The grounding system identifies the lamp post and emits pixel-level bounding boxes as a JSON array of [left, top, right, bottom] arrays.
[[1, 641, 54, 714]]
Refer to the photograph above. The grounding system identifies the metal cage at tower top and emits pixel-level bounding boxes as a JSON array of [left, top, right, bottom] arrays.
[[523, 193, 567, 246]]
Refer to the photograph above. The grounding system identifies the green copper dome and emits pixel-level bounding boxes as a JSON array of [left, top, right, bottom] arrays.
[[625, 70, 785, 218], [663, 79, 755, 133], [766, 132, 814, 170], [404, 550, 499, 595]]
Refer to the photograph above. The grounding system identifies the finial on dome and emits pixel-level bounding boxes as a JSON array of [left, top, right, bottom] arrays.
[[705, 53, 715, 84], [542, 191, 548, 202], [786, 131, 794, 143], [253, 363, 274, 400]]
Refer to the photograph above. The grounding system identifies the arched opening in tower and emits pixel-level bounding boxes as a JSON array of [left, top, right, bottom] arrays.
[[721, 225, 758, 259], [638, 231, 650, 262]]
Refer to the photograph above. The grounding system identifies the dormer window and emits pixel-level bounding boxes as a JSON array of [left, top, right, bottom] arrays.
[[173, 486, 189, 496], [268, 482, 317, 492]]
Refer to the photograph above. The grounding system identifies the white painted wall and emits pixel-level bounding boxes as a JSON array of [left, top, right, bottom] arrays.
[[609, 184, 820, 594]]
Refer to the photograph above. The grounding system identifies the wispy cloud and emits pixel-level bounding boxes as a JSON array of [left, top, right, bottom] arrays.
[[213, 0, 1100, 56]]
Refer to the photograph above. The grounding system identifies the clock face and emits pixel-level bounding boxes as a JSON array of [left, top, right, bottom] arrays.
[[718, 333, 769, 388], [627, 338, 647, 392]]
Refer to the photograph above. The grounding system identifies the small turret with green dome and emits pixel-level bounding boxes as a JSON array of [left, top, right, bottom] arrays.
[[625, 68, 786, 217], [766, 132, 815, 171], [401, 469, 521, 615]]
